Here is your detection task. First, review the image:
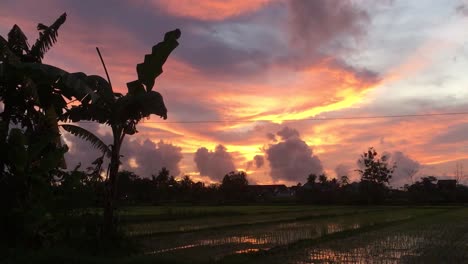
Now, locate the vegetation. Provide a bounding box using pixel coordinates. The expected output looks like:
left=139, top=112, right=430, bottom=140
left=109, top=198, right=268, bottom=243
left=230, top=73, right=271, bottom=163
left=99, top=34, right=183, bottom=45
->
left=357, top=147, right=395, bottom=203
left=0, top=13, right=181, bottom=257
left=0, top=12, right=81, bottom=250
left=61, top=28, right=181, bottom=236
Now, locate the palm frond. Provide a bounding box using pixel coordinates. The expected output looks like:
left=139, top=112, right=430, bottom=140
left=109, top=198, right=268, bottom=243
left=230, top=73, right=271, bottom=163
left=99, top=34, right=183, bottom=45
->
left=30, top=12, right=67, bottom=62
left=7, top=25, right=29, bottom=55
left=60, top=124, right=111, bottom=157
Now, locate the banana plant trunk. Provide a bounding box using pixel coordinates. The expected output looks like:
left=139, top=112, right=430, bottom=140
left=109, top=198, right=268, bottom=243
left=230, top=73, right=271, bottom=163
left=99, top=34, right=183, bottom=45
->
left=103, top=126, right=124, bottom=237
left=0, top=81, right=13, bottom=176
left=0, top=104, right=11, bottom=175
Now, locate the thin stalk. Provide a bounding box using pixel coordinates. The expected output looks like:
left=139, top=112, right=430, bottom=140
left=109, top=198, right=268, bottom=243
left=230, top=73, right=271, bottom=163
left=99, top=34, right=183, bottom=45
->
left=96, top=47, right=112, bottom=88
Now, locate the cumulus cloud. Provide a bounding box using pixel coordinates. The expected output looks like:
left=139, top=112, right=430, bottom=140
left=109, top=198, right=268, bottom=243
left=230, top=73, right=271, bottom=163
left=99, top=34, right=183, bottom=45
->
left=335, top=164, right=351, bottom=178
left=266, top=132, right=278, bottom=142
left=194, top=144, right=236, bottom=181
left=254, top=155, right=265, bottom=168
left=121, top=139, right=183, bottom=177
left=277, top=126, right=300, bottom=140
left=266, top=127, right=323, bottom=183
left=246, top=154, right=265, bottom=172
left=63, top=123, right=111, bottom=170
left=63, top=124, right=183, bottom=178
left=388, top=151, right=420, bottom=187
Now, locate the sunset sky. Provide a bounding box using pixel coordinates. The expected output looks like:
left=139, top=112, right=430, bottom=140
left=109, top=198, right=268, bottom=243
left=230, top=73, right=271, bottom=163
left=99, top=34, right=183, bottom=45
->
left=2, top=0, right=468, bottom=186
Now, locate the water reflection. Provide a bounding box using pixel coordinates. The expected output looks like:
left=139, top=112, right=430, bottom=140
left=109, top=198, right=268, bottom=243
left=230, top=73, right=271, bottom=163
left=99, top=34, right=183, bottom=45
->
left=235, top=248, right=262, bottom=254
left=143, top=211, right=412, bottom=258
left=298, top=218, right=468, bottom=264
left=142, top=209, right=466, bottom=263
left=302, top=234, right=424, bottom=263
left=144, top=221, right=362, bottom=257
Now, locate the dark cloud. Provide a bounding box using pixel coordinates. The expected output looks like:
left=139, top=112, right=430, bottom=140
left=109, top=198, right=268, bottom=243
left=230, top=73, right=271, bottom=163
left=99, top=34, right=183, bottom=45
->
left=63, top=123, right=111, bottom=170
left=194, top=144, right=236, bottom=181
left=431, top=123, right=468, bottom=144
left=266, top=132, right=277, bottom=142
left=335, top=164, right=351, bottom=178
left=164, top=97, right=222, bottom=123
left=245, top=154, right=265, bottom=172
left=63, top=124, right=183, bottom=177
left=254, top=155, right=265, bottom=168
left=5, top=0, right=383, bottom=83
left=280, top=0, right=384, bottom=82
left=277, top=126, right=300, bottom=140
left=175, top=32, right=271, bottom=77
left=121, top=139, right=183, bottom=177
left=456, top=4, right=468, bottom=16
left=388, top=151, right=420, bottom=187
left=266, top=127, right=323, bottom=182
left=288, top=0, right=369, bottom=54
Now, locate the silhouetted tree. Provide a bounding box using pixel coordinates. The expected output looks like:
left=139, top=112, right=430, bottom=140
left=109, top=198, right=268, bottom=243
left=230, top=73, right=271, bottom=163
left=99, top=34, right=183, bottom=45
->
left=340, top=175, right=350, bottom=186
left=357, top=147, right=395, bottom=203
left=358, top=147, right=394, bottom=184
left=154, top=167, right=170, bottom=186
left=220, top=171, right=249, bottom=202
left=318, top=174, right=328, bottom=185
left=307, top=173, right=317, bottom=185
left=180, top=175, right=194, bottom=188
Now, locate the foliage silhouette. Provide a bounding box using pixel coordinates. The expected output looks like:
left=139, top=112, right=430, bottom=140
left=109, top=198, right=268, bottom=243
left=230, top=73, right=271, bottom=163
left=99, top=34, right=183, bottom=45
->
left=0, top=13, right=83, bottom=249
left=220, top=171, right=249, bottom=203
left=357, top=147, right=395, bottom=203
left=61, top=29, right=181, bottom=236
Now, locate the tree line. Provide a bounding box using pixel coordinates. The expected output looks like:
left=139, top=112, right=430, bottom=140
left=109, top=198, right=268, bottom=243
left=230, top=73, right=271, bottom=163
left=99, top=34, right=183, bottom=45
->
left=57, top=147, right=468, bottom=208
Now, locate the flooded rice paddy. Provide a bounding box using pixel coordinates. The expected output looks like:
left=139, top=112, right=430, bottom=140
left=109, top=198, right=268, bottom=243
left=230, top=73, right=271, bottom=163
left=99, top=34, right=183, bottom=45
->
left=297, top=209, right=468, bottom=263
left=120, top=206, right=468, bottom=263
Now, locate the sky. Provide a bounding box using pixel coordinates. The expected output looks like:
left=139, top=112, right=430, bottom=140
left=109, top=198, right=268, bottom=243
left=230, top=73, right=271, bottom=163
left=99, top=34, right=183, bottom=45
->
left=2, top=0, right=468, bottom=186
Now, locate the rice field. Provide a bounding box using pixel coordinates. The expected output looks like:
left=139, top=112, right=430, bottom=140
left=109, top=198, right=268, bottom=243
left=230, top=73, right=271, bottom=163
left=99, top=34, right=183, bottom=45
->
left=115, top=205, right=468, bottom=263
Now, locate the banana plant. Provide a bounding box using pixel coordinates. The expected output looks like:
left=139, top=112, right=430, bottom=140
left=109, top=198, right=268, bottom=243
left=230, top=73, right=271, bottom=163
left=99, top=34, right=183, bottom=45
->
left=0, top=14, right=117, bottom=245
left=61, top=29, right=181, bottom=235
left=0, top=13, right=86, bottom=245
left=0, top=13, right=101, bottom=172
left=0, top=13, right=74, bottom=196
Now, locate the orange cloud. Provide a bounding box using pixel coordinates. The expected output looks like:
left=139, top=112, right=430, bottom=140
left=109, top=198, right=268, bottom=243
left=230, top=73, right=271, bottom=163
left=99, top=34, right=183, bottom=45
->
left=203, top=60, right=380, bottom=124
left=150, top=0, right=273, bottom=20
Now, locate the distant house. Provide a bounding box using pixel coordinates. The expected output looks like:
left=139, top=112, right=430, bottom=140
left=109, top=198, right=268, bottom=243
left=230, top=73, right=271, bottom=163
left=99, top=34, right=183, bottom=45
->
left=289, top=185, right=301, bottom=195
left=437, top=180, right=457, bottom=191
left=301, top=182, right=315, bottom=190
left=247, top=185, right=292, bottom=199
